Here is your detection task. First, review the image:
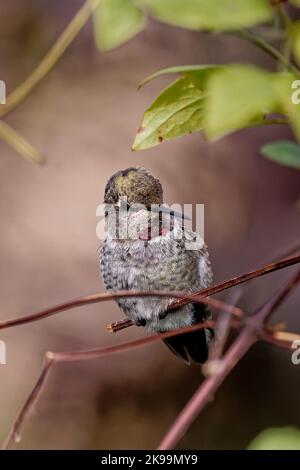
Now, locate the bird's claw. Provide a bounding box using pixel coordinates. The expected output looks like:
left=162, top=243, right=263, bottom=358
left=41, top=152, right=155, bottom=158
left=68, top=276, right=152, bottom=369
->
left=135, top=318, right=147, bottom=327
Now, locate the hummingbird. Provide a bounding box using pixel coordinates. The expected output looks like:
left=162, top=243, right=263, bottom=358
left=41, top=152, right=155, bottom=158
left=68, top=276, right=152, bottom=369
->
left=99, top=167, right=213, bottom=364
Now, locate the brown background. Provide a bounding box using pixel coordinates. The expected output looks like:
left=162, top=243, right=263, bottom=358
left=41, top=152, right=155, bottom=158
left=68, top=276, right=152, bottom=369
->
left=0, top=0, right=300, bottom=449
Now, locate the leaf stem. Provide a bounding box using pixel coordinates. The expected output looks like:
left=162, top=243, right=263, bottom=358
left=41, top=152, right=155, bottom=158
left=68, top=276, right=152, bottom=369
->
left=0, top=120, right=46, bottom=165
left=277, top=3, right=293, bottom=72
left=0, top=0, right=101, bottom=119
left=246, top=117, right=290, bottom=129
left=234, top=29, right=300, bottom=78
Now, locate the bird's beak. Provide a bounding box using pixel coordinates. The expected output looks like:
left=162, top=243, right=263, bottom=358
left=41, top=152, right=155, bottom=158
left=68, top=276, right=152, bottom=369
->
left=153, top=205, right=192, bottom=221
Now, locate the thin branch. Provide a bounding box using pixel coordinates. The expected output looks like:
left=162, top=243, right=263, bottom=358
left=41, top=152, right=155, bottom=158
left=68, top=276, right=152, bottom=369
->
left=260, top=330, right=300, bottom=350
left=273, top=330, right=300, bottom=343
left=0, top=0, right=101, bottom=119
left=0, top=120, right=45, bottom=165
left=0, top=291, right=242, bottom=332
left=157, top=269, right=300, bottom=450
left=2, top=320, right=220, bottom=450
left=277, top=2, right=292, bottom=73
left=158, top=327, right=257, bottom=450
left=50, top=322, right=218, bottom=362
left=3, top=268, right=300, bottom=450
left=1, top=356, right=54, bottom=451
left=107, top=317, right=132, bottom=333
left=109, top=253, right=300, bottom=332
left=203, top=289, right=243, bottom=377
left=171, top=255, right=300, bottom=311
left=0, top=253, right=299, bottom=333
left=246, top=117, right=290, bottom=129
left=233, top=29, right=300, bottom=78
left=3, top=318, right=296, bottom=451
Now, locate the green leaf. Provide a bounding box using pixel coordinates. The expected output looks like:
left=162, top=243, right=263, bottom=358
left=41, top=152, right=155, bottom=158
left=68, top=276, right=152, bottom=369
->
left=261, top=140, right=300, bottom=169
left=0, top=120, right=46, bottom=165
left=132, top=75, right=205, bottom=150
left=248, top=427, right=300, bottom=450
left=290, top=0, right=300, bottom=7
left=93, top=0, right=146, bottom=51
left=143, top=0, right=272, bottom=31
left=203, top=65, right=278, bottom=140
left=138, top=64, right=221, bottom=89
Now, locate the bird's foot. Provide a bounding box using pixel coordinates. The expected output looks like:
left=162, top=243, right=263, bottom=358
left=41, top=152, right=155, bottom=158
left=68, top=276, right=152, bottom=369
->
left=135, top=317, right=147, bottom=327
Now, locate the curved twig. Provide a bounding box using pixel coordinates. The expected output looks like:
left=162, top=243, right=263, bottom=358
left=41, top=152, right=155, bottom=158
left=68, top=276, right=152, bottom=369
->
left=0, top=0, right=101, bottom=119
left=157, top=269, right=300, bottom=450
left=2, top=321, right=218, bottom=450
left=0, top=292, right=242, bottom=331
left=109, top=253, right=300, bottom=332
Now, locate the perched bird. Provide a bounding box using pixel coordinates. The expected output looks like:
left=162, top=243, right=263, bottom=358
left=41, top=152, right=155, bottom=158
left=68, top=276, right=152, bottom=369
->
left=99, top=167, right=213, bottom=364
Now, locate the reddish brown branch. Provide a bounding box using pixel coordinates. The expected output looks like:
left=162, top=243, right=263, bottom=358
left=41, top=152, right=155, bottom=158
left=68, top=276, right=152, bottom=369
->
left=2, top=253, right=300, bottom=450
left=0, top=291, right=241, bottom=332
left=204, top=289, right=243, bottom=376
left=1, top=356, right=54, bottom=451
left=261, top=330, right=300, bottom=350
left=157, top=269, right=300, bottom=450
left=169, top=255, right=300, bottom=310
left=3, top=315, right=296, bottom=451
left=158, top=327, right=256, bottom=450
left=109, top=253, right=300, bottom=332
left=0, top=254, right=298, bottom=334
left=2, top=321, right=219, bottom=450
left=48, top=322, right=218, bottom=362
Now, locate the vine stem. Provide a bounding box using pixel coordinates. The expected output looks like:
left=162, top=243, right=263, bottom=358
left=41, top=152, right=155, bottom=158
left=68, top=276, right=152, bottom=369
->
left=234, top=29, right=300, bottom=78
left=247, top=117, right=290, bottom=129
left=158, top=269, right=300, bottom=450
left=0, top=121, right=45, bottom=165
left=277, top=2, right=292, bottom=72
left=2, top=255, right=300, bottom=449
left=109, top=253, right=300, bottom=332
left=1, top=321, right=218, bottom=450
left=0, top=0, right=101, bottom=119
left=0, top=291, right=242, bottom=331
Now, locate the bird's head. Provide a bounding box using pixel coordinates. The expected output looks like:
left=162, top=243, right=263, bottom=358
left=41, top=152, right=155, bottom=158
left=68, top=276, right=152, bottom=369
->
left=104, top=167, right=163, bottom=207
left=103, top=167, right=189, bottom=240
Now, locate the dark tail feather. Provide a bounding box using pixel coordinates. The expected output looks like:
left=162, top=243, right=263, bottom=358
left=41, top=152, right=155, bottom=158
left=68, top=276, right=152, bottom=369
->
left=163, top=328, right=211, bottom=365
left=163, top=303, right=213, bottom=365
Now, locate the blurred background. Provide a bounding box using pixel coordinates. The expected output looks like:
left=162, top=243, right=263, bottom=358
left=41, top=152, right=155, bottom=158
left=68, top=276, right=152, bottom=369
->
left=0, top=0, right=300, bottom=450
